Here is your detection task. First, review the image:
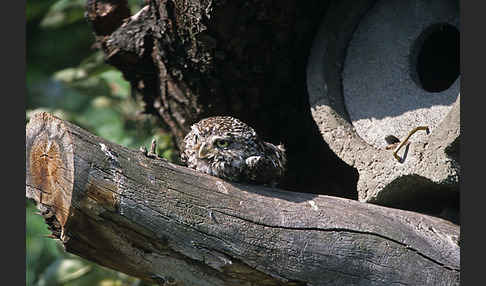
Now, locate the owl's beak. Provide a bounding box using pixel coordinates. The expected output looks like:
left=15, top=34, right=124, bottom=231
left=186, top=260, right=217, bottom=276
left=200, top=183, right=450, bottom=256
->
left=198, top=142, right=213, bottom=159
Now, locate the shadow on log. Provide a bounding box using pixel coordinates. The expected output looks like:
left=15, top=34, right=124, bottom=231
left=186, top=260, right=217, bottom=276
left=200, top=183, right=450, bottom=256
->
left=26, top=112, right=459, bottom=285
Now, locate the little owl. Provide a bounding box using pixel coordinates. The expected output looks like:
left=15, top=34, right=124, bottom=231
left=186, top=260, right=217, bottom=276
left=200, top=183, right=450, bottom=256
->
left=181, top=116, right=286, bottom=186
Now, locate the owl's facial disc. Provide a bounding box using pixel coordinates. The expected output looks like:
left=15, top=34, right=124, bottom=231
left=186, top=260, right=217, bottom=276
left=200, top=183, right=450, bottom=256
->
left=197, top=136, right=233, bottom=159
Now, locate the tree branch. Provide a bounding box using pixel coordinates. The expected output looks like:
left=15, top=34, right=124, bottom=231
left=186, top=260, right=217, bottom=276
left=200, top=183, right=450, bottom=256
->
left=26, top=112, right=459, bottom=285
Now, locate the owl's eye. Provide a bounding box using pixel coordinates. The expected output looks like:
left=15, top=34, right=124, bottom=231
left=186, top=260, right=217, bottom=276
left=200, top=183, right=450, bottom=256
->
left=214, top=139, right=230, bottom=148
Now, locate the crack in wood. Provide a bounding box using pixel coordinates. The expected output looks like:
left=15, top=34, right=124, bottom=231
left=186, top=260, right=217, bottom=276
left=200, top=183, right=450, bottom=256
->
left=214, top=210, right=460, bottom=273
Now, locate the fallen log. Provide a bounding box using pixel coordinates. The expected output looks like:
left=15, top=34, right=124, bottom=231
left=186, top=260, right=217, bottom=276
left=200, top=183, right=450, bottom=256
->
left=26, top=112, right=460, bottom=285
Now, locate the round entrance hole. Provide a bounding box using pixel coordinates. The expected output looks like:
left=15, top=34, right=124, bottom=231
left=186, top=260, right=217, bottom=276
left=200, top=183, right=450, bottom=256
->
left=412, top=23, right=460, bottom=93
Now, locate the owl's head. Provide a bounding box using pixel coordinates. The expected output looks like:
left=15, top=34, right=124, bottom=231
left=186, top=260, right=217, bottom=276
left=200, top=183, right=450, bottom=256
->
left=184, top=116, right=259, bottom=159
left=181, top=116, right=262, bottom=179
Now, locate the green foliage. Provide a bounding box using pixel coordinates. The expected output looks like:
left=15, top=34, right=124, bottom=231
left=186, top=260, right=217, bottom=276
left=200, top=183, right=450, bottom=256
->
left=26, top=0, right=172, bottom=285
left=26, top=200, right=64, bottom=286
left=39, top=0, right=87, bottom=29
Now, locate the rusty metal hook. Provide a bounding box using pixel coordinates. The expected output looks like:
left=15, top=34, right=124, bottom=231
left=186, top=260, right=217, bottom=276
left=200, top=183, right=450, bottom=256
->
left=386, top=126, right=430, bottom=162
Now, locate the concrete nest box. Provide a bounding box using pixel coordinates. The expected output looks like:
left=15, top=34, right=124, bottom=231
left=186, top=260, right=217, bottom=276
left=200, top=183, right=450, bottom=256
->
left=307, top=0, right=460, bottom=209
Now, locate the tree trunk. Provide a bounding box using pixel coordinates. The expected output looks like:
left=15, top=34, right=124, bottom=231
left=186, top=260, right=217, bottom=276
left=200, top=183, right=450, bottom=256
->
left=84, top=0, right=359, bottom=198
left=26, top=112, right=460, bottom=285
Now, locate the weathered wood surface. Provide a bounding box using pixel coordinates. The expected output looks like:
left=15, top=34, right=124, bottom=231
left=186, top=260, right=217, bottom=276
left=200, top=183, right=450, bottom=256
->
left=26, top=112, right=460, bottom=285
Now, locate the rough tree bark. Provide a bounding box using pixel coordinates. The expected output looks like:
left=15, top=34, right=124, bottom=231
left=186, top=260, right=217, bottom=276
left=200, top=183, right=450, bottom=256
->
left=84, top=0, right=359, bottom=198
left=26, top=112, right=459, bottom=285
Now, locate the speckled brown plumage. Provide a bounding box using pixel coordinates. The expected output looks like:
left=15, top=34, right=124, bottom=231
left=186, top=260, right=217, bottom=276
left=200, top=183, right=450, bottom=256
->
left=181, top=116, right=286, bottom=186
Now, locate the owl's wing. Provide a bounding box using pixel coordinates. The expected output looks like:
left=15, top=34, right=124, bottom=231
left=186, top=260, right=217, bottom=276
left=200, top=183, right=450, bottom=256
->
left=244, top=143, right=286, bottom=186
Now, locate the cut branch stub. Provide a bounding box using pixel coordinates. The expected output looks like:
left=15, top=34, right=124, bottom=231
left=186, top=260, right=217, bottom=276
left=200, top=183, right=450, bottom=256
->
left=26, top=112, right=75, bottom=236
left=26, top=112, right=460, bottom=285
